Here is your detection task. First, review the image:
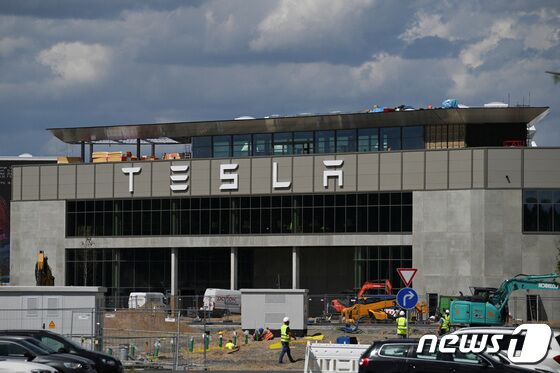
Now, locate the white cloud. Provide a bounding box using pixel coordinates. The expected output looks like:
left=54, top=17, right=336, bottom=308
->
left=459, top=18, right=515, bottom=68
left=400, top=12, right=451, bottom=43
left=250, top=0, right=375, bottom=51
left=37, top=42, right=112, bottom=83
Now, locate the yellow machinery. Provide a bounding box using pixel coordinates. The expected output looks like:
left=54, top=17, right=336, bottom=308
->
left=35, top=250, right=55, bottom=286
left=341, top=298, right=428, bottom=322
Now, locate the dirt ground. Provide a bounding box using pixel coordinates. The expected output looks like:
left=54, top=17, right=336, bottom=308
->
left=191, top=325, right=435, bottom=371
left=104, top=310, right=438, bottom=371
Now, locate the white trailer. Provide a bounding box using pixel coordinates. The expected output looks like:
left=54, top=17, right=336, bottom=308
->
left=0, top=286, right=105, bottom=337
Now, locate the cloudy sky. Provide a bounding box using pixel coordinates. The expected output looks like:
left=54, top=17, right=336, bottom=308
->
left=0, top=0, right=559, bottom=156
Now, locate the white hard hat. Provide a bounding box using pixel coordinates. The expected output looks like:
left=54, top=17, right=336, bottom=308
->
left=399, top=310, right=405, bottom=316
left=445, top=309, right=450, bottom=314
left=283, top=317, right=290, bottom=322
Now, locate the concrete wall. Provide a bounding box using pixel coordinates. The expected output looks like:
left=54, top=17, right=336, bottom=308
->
left=10, top=201, right=66, bottom=286
left=413, top=189, right=559, bottom=298
left=15, top=147, right=560, bottom=200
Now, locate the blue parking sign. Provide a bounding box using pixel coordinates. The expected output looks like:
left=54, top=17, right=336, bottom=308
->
left=396, top=287, right=418, bottom=309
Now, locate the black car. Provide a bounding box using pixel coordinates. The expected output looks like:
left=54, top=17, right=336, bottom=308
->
left=358, top=339, right=536, bottom=373
left=0, top=336, right=96, bottom=373
left=0, top=330, right=122, bottom=373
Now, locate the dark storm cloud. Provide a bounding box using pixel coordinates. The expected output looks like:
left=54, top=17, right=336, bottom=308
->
left=0, top=0, right=199, bottom=19
left=0, top=0, right=559, bottom=155
left=401, top=37, right=461, bottom=59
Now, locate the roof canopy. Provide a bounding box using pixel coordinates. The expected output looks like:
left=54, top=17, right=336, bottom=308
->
left=48, top=107, right=549, bottom=144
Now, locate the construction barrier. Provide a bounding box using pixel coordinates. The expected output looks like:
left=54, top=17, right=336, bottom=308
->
left=303, top=342, right=369, bottom=373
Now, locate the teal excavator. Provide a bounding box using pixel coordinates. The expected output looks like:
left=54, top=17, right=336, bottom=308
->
left=450, top=273, right=560, bottom=326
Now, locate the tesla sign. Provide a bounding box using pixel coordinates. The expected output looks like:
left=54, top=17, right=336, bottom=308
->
left=122, top=160, right=344, bottom=193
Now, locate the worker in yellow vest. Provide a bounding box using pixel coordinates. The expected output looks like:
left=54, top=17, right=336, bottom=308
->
left=396, top=310, right=407, bottom=338
left=278, top=317, right=297, bottom=363
left=438, top=309, right=451, bottom=335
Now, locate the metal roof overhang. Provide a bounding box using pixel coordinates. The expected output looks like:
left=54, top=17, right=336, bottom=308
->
left=47, top=107, right=549, bottom=144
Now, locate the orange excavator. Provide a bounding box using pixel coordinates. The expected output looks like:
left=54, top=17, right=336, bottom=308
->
left=331, top=279, right=393, bottom=313
left=332, top=279, right=428, bottom=322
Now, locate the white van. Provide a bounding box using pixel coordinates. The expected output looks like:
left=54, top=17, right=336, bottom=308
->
left=128, top=292, right=167, bottom=309
left=201, top=289, right=241, bottom=316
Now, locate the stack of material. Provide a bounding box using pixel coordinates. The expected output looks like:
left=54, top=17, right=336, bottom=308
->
left=57, top=156, right=82, bottom=164
left=92, top=151, right=123, bottom=163
left=163, top=152, right=181, bottom=160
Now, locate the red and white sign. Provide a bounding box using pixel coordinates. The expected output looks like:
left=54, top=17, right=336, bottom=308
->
left=397, top=268, right=417, bottom=287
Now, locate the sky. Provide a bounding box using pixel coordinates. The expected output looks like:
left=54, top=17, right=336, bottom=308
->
left=0, top=0, right=559, bottom=156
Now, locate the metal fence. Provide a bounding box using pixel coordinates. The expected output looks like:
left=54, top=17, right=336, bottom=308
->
left=1, top=293, right=560, bottom=371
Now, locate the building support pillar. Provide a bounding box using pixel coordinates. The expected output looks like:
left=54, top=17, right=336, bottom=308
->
left=89, top=143, right=94, bottom=163
left=292, top=247, right=300, bottom=289
left=171, top=248, right=178, bottom=314
left=230, top=247, right=238, bottom=290
left=151, top=143, right=156, bottom=158
left=136, top=139, right=141, bottom=160
left=80, top=141, right=85, bottom=162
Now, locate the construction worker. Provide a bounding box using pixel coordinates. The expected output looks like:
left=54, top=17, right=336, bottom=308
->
left=438, top=309, right=451, bottom=335
left=396, top=310, right=407, bottom=338
left=262, top=327, right=274, bottom=341
left=225, top=339, right=235, bottom=350
left=278, top=317, right=296, bottom=363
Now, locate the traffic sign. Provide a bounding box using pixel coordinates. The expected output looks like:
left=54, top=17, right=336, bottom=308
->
left=397, top=268, right=417, bottom=287
left=396, top=287, right=419, bottom=309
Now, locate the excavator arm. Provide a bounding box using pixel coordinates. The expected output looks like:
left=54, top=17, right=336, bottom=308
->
left=491, top=273, right=560, bottom=314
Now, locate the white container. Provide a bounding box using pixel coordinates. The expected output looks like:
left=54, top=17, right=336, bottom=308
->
left=241, top=289, right=308, bottom=336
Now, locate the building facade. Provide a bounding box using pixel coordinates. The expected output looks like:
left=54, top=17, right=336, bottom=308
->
left=9, top=107, right=560, bottom=317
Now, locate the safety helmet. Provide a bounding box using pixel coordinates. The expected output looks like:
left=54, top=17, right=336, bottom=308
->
left=445, top=309, right=450, bottom=314
left=283, top=317, right=290, bottom=322
left=399, top=310, right=405, bottom=316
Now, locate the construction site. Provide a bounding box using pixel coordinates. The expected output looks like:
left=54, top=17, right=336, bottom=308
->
left=3, top=104, right=560, bottom=371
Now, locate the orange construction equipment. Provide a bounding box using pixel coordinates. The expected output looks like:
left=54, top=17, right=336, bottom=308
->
left=331, top=279, right=393, bottom=313
left=340, top=298, right=428, bottom=322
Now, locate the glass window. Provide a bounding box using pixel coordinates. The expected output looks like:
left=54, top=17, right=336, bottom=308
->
left=539, top=204, right=553, bottom=231
left=336, top=129, right=357, bottom=153
left=380, top=127, right=401, bottom=151
left=293, top=131, right=314, bottom=154
left=402, top=126, right=424, bottom=149
left=252, top=133, right=272, bottom=156
left=315, top=131, right=335, bottom=154
left=523, top=190, right=538, bottom=203
left=192, top=136, right=212, bottom=158
left=233, top=134, right=251, bottom=157
left=358, top=128, right=379, bottom=152
left=213, top=135, right=231, bottom=157
left=379, top=344, right=410, bottom=357
left=273, top=132, right=293, bottom=155
left=523, top=203, right=538, bottom=231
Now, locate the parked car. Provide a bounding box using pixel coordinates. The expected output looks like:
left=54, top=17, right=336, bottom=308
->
left=0, top=330, right=122, bottom=373
left=0, top=336, right=95, bottom=373
left=452, top=326, right=560, bottom=372
left=358, top=339, right=536, bottom=373
left=0, top=360, right=58, bottom=372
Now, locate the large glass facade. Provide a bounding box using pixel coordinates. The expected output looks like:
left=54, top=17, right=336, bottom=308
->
left=66, top=192, right=413, bottom=237
left=192, top=126, right=427, bottom=158
left=354, top=246, right=412, bottom=290
left=65, top=247, right=253, bottom=303
left=523, top=190, right=560, bottom=232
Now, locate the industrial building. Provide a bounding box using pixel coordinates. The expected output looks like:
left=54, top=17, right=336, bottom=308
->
left=8, top=106, right=560, bottom=316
